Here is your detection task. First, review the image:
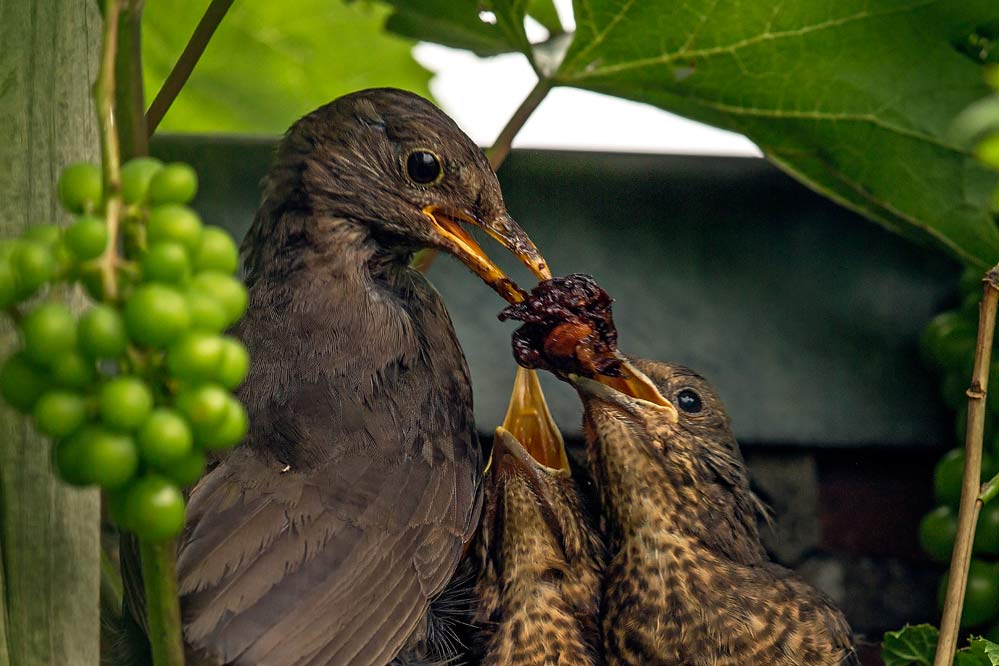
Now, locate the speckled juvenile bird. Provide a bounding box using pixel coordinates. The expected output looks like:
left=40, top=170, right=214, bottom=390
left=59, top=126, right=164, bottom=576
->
left=162, top=88, right=549, bottom=666
left=573, top=359, right=859, bottom=666
left=473, top=368, right=604, bottom=666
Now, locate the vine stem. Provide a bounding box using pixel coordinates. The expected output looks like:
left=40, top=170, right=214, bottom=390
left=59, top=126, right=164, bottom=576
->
left=982, top=472, right=999, bottom=505
left=97, top=2, right=186, bottom=664
left=485, top=76, right=554, bottom=171
left=139, top=540, right=185, bottom=666
left=933, top=266, right=999, bottom=666
left=95, top=0, right=124, bottom=302
left=413, top=76, right=554, bottom=274
left=146, top=0, right=235, bottom=135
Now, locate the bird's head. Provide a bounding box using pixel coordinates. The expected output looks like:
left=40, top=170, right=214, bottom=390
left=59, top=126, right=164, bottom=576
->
left=572, top=359, right=767, bottom=559
left=476, top=368, right=601, bottom=611
left=245, top=88, right=549, bottom=301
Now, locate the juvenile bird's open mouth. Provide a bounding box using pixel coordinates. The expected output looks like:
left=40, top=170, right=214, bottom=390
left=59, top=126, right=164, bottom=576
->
left=496, top=366, right=568, bottom=472
left=422, top=205, right=550, bottom=304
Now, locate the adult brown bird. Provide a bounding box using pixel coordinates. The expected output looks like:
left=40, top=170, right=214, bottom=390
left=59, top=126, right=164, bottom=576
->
left=572, top=360, right=859, bottom=666
left=163, top=88, right=550, bottom=666
left=472, top=368, right=604, bottom=666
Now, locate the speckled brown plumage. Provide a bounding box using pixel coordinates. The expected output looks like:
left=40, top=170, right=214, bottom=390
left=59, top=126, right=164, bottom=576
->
left=472, top=427, right=604, bottom=666
left=576, top=359, right=858, bottom=666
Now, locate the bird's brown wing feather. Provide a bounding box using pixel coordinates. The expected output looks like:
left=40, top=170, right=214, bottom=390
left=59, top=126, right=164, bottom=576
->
left=178, top=436, right=470, bottom=666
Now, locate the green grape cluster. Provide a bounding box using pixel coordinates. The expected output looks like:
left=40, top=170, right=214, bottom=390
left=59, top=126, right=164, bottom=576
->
left=919, top=266, right=999, bottom=633
left=0, top=158, right=249, bottom=542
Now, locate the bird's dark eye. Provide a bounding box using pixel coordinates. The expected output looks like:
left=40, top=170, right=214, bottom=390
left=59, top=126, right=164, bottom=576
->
left=406, top=150, right=442, bottom=184
left=676, top=389, right=702, bottom=414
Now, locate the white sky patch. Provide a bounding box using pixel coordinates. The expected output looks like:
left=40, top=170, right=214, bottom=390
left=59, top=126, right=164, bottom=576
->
left=413, top=43, right=762, bottom=157
left=413, top=0, right=761, bottom=158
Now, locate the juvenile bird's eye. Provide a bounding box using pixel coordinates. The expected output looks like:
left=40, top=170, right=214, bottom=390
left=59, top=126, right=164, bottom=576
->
left=406, top=150, right=443, bottom=184
left=676, top=389, right=702, bottom=414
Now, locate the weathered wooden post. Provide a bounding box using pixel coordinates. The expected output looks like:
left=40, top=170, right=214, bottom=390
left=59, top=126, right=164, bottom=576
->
left=0, top=2, right=102, bottom=663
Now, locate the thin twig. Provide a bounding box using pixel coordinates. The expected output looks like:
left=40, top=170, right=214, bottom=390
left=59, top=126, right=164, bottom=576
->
left=414, top=76, right=555, bottom=273
left=982, top=472, right=999, bottom=505
left=486, top=76, right=554, bottom=170
left=146, top=0, right=235, bottom=135
left=933, top=266, right=999, bottom=666
left=94, top=0, right=123, bottom=301
left=139, top=540, right=185, bottom=666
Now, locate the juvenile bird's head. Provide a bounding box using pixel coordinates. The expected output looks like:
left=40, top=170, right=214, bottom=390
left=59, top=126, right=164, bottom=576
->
left=474, top=369, right=602, bottom=662
left=243, top=87, right=549, bottom=300
left=573, top=359, right=768, bottom=562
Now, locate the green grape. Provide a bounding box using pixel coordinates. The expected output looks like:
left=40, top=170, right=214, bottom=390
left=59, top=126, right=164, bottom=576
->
left=57, top=163, right=102, bottom=214
left=25, top=224, right=61, bottom=246
left=100, top=377, right=153, bottom=431
left=186, top=288, right=227, bottom=333
left=53, top=431, right=89, bottom=486
left=167, top=332, right=224, bottom=382
left=65, top=215, right=108, bottom=260
left=126, top=475, right=186, bottom=541
left=976, top=134, right=999, bottom=170
left=147, top=204, right=203, bottom=253
left=193, top=227, right=238, bottom=274
left=934, top=448, right=999, bottom=507
left=33, top=391, right=88, bottom=438
left=921, top=311, right=977, bottom=371
left=78, top=304, right=127, bottom=359
left=21, top=303, right=76, bottom=366
left=217, top=337, right=249, bottom=389
left=954, top=403, right=996, bottom=445
left=919, top=505, right=958, bottom=563
left=124, top=284, right=191, bottom=347
left=76, top=427, right=138, bottom=489
left=175, top=383, right=228, bottom=432
left=148, top=162, right=198, bottom=205
left=943, top=371, right=969, bottom=411
left=164, top=450, right=206, bottom=487
left=938, top=559, right=999, bottom=628
left=195, top=395, right=248, bottom=450
left=138, top=408, right=193, bottom=468
left=120, top=157, right=163, bottom=204
left=190, top=271, right=247, bottom=327
left=0, top=258, right=17, bottom=309
left=0, top=240, right=17, bottom=261
left=975, top=501, right=999, bottom=556
left=50, top=241, right=74, bottom=279
left=141, top=242, right=191, bottom=284
left=0, top=353, right=49, bottom=412
left=960, top=266, right=984, bottom=295
left=49, top=351, right=95, bottom=390
left=14, top=240, right=56, bottom=296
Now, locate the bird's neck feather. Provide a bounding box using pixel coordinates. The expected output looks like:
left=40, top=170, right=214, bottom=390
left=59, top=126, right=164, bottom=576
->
left=584, top=415, right=767, bottom=566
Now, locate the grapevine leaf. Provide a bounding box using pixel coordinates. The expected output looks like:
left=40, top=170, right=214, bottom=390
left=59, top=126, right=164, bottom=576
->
left=556, top=0, right=999, bottom=268
left=883, top=624, right=938, bottom=666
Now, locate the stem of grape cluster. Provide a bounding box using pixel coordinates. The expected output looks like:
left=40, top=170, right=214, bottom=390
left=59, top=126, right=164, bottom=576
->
left=139, top=539, right=185, bottom=666
left=933, top=266, right=999, bottom=666
left=97, top=2, right=186, bottom=665
left=95, top=0, right=124, bottom=302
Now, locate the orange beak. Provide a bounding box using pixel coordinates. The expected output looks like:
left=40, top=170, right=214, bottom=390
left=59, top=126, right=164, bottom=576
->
left=422, top=205, right=551, bottom=304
